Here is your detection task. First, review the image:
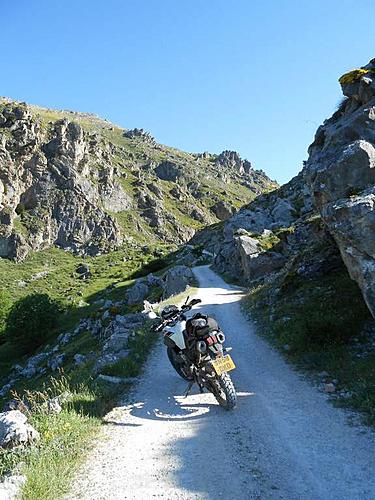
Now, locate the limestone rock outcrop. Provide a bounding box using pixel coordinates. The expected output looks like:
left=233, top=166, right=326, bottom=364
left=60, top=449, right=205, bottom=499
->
left=201, top=57, right=375, bottom=318
left=0, top=98, right=274, bottom=260
left=304, top=58, right=375, bottom=316
left=0, top=410, right=39, bottom=448
left=0, top=103, right=124, bottom=259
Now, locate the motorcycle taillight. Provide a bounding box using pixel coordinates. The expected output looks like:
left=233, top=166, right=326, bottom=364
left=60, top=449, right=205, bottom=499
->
left=205, top=334, right=217, bottom=345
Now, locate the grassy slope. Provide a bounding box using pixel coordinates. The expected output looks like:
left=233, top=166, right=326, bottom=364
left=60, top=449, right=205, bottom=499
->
left=0, top=243, right=173, bottom=375
left=4, top=98, right=276, bottom=245
left=243, top=265, right=375, bottom=425
left=0, top=323, right=158, bottom=499
left=0, top=241, right=194, bottom=498
left=15, top=287, right=196, bottom=499
left=0, top=241, right=170, bottom=495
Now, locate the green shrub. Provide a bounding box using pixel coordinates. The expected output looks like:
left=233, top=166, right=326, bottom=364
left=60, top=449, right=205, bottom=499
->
left=339, top=68, right=371, bottom=85
left=131, top=256, right=170, bottom=278
left=191, top=244, right=204, bottom=258
left=0, top=289, right=12, bottom=337
left=275, top=272, right=371, bottom=351
left=15, top=203, right=26, bottom=216
left=5, top=293, right=61, bottom=354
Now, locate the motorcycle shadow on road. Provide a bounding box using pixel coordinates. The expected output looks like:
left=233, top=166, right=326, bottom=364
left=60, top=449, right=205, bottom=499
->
left=104, top=388, right=255, bottom=426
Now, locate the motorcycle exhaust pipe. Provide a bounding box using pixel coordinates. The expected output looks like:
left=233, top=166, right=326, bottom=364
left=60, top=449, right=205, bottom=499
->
left=196, top=340, right=207, bottom=353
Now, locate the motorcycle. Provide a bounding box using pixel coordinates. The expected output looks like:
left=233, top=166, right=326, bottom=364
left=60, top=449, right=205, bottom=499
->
left=152, top=296, right=237, bottom=410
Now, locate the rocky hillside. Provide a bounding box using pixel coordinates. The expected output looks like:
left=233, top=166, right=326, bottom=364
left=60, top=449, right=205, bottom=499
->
left=305, top=60, right=375, bottom=317
left=192, top=58, right=375, bottom=424
left=0, top=98, right=276, bottom=496
left=198, top=57, right=375, bottom=320
left=0, top=98, right=275, bottom=261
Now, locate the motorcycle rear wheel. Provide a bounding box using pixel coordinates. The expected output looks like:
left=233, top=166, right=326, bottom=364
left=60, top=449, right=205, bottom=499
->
left=167, top=347, right=194, bottom=381
left=210, top=372, right=237, bottom=410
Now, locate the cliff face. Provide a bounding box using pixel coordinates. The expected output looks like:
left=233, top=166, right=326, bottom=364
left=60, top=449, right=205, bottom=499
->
left=208, top=57, right=375, bottom=318
left=304, top=59, right=375, bottom=316
left=0, top=107, right=123, bottom=260
left=0, top=98, right=275, bottom=261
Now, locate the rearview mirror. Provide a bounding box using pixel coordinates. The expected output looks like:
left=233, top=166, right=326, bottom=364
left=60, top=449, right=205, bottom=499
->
left=143, top=300, right=155, bottom=312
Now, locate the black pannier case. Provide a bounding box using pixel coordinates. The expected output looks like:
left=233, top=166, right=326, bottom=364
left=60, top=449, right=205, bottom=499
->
left=186, top=314, right=219, bottom=337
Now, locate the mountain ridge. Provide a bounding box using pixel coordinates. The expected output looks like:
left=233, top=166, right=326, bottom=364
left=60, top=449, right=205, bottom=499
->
left=0, top=97, right=276, bottom=261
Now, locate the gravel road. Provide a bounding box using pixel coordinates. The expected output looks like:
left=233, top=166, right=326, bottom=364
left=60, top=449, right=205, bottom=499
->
left=68, top=265, right=375, bottom=500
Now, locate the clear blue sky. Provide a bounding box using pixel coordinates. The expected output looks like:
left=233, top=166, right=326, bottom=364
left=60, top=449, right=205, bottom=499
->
left=1, top=1, right=374, bottom=184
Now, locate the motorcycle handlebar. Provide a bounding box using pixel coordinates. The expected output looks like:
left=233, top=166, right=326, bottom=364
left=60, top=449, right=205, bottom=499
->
left=153, top=321, right=166, bottom=332
left=153, top=298, right=202, bottom=333
left=190, top=298, right=202, bottom=306
left=181, top=298, right=201, bottom=310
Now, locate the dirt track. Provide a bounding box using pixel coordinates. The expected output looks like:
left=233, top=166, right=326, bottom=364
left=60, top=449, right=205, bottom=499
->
left=68, top=265, right=375, bottom=500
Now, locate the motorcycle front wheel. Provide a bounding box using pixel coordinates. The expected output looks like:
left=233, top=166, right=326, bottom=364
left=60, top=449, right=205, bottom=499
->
left=167, top=347, right=194, bottom=381
left=209, top=372, right=237, bottom=410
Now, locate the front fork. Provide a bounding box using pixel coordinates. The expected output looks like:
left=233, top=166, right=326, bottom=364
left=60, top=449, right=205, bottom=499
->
left=184, top=358, right=217, bottom=397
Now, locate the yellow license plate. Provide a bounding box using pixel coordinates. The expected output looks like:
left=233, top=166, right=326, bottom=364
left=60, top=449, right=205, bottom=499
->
left=212, top=355, right=236, bottom=376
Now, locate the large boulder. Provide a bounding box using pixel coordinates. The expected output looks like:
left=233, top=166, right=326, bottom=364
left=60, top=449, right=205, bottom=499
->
left=0, top=410, right=39, bottom=448
left=0, top=475, right=26, bottom=500
left=94, top=312, right=147, bottom=373
left=322, top=189, right=375, bottom=314
left=154, top=161, right=184, bottom=181
left=163, top=265, right=194, bottom=298
left=211, top=201, right=234, bottom=221
left=236, top=235, right=286, bottom=281
left=270, top=198, right=295, bottom=227
left=304, top=57, right=375, bottom=316
left=126, top=281, right=149, bottom=305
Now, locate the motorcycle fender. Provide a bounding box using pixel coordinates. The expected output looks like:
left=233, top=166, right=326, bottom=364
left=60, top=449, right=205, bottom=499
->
left=166, top=322, right=186, bottom=350
left=163, top=335, right=176, bottom=348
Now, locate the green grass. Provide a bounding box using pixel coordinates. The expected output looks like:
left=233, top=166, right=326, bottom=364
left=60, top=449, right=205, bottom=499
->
left=0, top=321, right=157, bottom=499
left=243, top=266, right=375, bottom=425
left=0, top=244, right=173, bottom=307
left=0, top=376, right=100, bottom=498
left=0, top=242, right=175, bottom=382
left=0, top=240, right=196, bottom=499
left=253, top=232, right=280, bottom=252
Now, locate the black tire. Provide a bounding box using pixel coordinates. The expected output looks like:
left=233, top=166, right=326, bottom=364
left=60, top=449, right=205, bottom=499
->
left=167, top=347, right=193, bottom=381
left=210, top=372, right=237, bottom=410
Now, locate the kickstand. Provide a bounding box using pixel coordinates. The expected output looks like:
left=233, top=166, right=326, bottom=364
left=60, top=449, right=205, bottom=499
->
left=184, top=380, right=194, bottom=398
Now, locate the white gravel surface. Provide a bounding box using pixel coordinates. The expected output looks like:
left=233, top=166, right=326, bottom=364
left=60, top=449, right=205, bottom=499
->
left=67, top=265, right=375, bottom=500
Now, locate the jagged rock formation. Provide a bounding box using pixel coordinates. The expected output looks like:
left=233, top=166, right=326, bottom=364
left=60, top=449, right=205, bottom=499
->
left=215, top=150, right=253, bottom=174
left=0, top=98, right=275, bottom=261
left=0, top=105, right=123, bottom=259
left=123, top=128, right=156, bottom=145
left=304, top=58, right=375, bottom=317
left=199, top=57, right=375, bottom=318
left=204, top=173, right=331, bottom=284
